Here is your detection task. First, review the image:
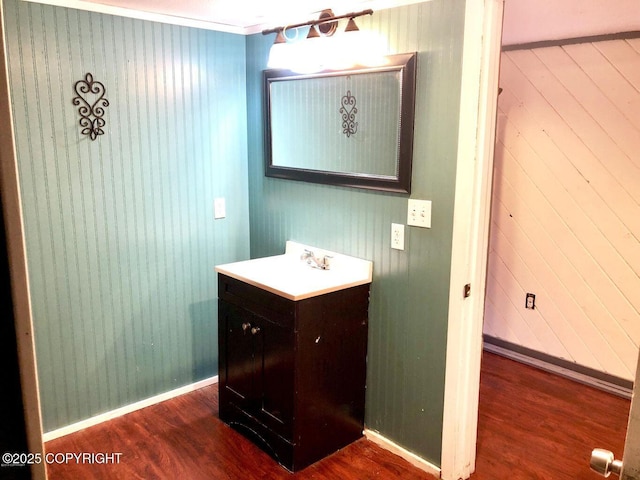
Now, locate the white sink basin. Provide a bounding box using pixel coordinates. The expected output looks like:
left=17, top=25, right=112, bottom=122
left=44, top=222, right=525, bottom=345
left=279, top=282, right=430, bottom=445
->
left=215, top=241, right=373, bottom=301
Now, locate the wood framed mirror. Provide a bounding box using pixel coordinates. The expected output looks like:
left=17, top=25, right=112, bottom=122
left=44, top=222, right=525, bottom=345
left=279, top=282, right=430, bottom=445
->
left=264, top=52, right=417, bottom=193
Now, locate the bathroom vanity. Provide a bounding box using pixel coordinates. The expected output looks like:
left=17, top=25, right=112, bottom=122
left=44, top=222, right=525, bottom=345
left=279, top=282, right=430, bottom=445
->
left=215, top=242, right=372, bottom=471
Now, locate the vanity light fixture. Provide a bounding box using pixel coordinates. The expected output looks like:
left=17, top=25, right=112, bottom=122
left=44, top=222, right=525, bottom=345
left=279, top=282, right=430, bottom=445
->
left=262, top=8, right=372, bottom=41
left=274, top=29, right=286, bottom=44
left=345, top=17, right=360, bottom=33
left=306, top=24, right=320, bottom=39
left=263, top=9, right=374, bottom=70
left=317, top=9, right=338, bottom=36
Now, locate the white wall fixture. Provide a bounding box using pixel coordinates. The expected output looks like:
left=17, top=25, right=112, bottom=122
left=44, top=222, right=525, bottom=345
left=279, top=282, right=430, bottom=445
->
left=407, top=199, right=431, bottom=228
left=391, top=223, right=405, bottom=250
left=214, top=197, right=226, bottom=219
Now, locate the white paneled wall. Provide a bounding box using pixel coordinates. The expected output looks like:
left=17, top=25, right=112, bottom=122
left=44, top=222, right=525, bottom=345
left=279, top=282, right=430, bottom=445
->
left=484, top=38, right=640, bottom=381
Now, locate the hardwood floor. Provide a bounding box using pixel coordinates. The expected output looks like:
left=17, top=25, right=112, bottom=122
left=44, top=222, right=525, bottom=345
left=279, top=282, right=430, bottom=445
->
left=472, top=353, right=629, bottom=480
left=44, top=387, right=431, bottom=480
left=45, top=352, right=630, bottom=479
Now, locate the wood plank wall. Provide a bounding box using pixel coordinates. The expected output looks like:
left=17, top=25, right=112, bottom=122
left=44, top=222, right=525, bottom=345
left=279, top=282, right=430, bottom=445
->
left=484, top=38, right=640, bottom=381
left=246, top=1, right=466, bottom=465
left=3, top=0, right=250, bottom=432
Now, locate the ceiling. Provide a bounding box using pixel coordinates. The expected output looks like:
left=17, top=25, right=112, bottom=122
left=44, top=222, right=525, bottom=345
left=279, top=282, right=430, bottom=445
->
left=68, top=0, right=426, bottom=33
left=26, top=0, right=640, bottom=38
left=502, top=0, right=640, bottom=46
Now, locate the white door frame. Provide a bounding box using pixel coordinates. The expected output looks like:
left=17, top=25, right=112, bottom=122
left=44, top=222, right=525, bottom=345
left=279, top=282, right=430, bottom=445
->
left=0, top=3, right=46, bottom=479
left=441, top=0, right=504, bottom=479
left=621, top=352, right=640, bottom=479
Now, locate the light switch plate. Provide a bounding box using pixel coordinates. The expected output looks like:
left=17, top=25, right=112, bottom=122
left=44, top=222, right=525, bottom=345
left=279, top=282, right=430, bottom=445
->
left=407, top=199, right=431, bottom=228
left=214, top=198, right=226, bottom=219
left=391, top=223, right=405, bottom=250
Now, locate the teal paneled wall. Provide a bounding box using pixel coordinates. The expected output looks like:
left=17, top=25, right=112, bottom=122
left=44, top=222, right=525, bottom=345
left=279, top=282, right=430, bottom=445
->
left=246, top=1, right=465, bottom=465
left=3, top=0, right=249, bottom=431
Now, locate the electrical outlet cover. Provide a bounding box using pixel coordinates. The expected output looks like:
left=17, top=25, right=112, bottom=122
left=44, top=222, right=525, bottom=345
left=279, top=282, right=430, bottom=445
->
left=391, top=223, right=405, bottom=250
left=214, top=197, right=226, bottom=219
left=407, top=199, right=431, bottom=228
left=525, top=293, right=536, bottom=309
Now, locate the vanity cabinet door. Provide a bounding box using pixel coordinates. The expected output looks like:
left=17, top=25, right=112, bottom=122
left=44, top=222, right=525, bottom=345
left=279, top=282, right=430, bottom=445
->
left=258, top=315, right=294, bottom=438
left=219, top=299, right=294, bottom=439
left=219, top=301, right=261, bottom=410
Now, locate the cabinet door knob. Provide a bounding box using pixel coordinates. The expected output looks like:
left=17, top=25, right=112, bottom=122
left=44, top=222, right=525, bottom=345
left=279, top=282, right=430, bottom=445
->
left=251, top=326, right=261, bottom=335
left=242, top=322, right=251, bottom=331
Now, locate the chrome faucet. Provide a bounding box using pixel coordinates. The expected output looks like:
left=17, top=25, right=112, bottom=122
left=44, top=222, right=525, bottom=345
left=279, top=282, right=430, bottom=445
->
left=301, top=249, right=332, bottom=270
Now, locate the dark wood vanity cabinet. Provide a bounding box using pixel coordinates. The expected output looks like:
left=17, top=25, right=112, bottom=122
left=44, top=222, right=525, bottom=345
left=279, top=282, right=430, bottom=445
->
left=217, top=273, right=370, bottom=472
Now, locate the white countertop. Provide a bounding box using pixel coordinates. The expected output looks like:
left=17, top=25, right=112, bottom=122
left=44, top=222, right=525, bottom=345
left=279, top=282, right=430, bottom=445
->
left=215, top=241, right=373, bottom=301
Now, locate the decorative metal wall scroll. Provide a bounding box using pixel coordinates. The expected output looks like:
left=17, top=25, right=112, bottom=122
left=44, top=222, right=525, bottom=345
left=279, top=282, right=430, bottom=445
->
left=340, top=90, right=358, bottom=138
left=73, top=73, right=109, bottom=141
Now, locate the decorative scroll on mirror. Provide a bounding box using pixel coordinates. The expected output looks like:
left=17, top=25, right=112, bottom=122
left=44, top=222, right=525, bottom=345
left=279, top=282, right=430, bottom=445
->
left=264, top=52, right=417, bottom=193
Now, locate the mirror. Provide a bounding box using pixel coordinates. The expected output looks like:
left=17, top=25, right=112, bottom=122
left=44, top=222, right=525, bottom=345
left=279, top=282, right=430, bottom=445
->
left=264, top=52, right=417, bottom=193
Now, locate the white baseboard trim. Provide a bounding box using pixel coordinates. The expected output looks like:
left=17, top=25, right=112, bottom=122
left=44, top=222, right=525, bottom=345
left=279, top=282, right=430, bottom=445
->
left=364, top=428, right=441, bottom=478
left=43, top=376, right=218, bottom=442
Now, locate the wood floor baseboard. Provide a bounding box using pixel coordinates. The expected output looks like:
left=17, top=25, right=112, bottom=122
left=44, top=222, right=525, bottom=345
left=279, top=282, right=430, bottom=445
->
left=42, top=376, right=219, bottom=442
left=364, top=428, right=441, bottom=478
left=483, top=339, right=632, bottom=399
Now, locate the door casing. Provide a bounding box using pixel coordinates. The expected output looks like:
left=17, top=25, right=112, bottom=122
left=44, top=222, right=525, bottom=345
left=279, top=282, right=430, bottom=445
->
left=441, top=0, right=504, bottom=479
